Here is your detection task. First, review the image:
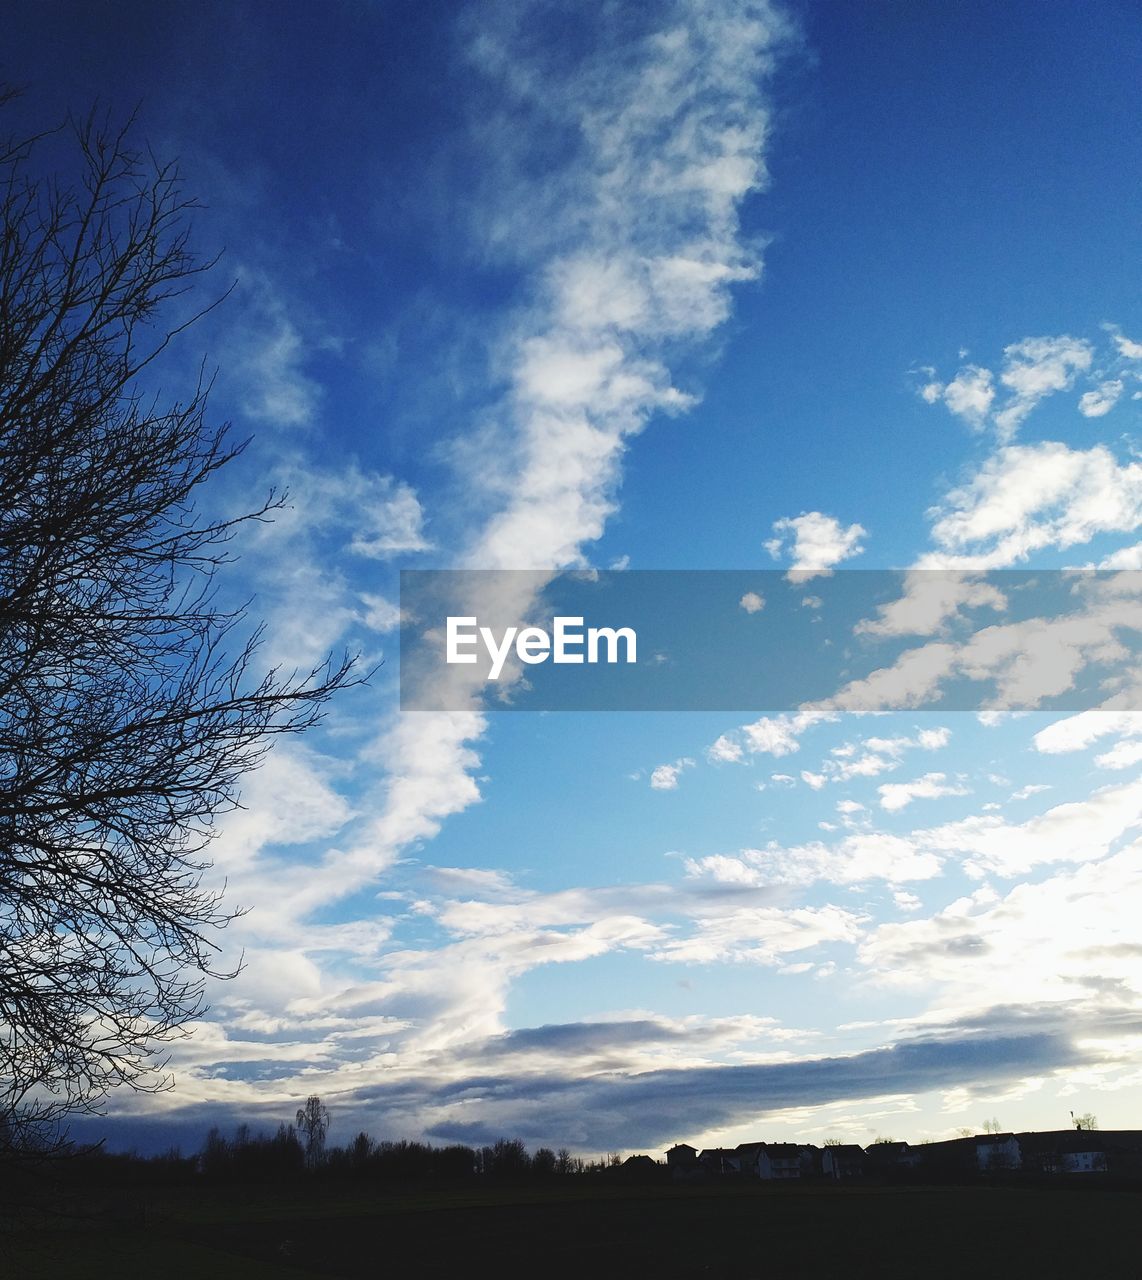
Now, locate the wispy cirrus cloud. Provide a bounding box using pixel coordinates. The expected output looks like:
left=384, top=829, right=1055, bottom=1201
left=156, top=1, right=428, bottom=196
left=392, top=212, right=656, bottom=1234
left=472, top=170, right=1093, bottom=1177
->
left=229, top=268, right=326, bottom=429
left=170, top=0, right=801, bottom=1116
left=684, top=773, right=1142, bottom=889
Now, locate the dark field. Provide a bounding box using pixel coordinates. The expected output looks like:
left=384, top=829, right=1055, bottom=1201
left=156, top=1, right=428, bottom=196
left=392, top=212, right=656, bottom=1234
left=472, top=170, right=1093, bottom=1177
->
left=7, top=1180, right=1140, bottom=1278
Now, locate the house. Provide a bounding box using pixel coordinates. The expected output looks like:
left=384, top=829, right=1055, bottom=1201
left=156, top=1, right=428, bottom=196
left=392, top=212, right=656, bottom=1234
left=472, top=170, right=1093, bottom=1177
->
left=822, top=1144, right=865, bottom=1179
left=1062, top=1149, right=1107, bottom=1173
left=1018, top=1129, right=1125, bottom=1175
left=666, top=1143, right=702, bottom=1181
left=698, top=1147, right=741, bottom=1175
left=916, top=1135, right=982, bottom=1175
left=617, top=1154, right=664, bottom=1181
left=734, top=1141, right=767, bottom=1178
left=974, top=1134, right=1022, bottom=1172
left=863, top=1141, right=921, bottom=1172
left=666, top=1143, right=698, bottom=1169
left=757, top=1143, right=802, bottom=1179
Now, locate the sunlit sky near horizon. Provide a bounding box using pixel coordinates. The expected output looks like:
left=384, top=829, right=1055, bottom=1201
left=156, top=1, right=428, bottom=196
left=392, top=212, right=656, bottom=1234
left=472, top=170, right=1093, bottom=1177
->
left=7, top=0, right=1142, bottom=1157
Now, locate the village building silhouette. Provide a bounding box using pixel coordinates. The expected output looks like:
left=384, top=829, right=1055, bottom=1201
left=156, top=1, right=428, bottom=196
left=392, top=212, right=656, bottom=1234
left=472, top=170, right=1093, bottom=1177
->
left=664, top=1129, right=1142, bottom=1181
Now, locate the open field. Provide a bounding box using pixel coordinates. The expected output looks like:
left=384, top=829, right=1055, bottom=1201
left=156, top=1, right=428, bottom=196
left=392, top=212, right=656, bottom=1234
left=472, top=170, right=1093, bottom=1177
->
left=6, top=1180, right=1142, bottom=1278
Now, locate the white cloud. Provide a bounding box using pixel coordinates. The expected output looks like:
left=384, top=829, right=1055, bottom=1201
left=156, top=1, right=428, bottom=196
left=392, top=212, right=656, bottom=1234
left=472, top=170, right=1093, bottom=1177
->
left=920, top=335, right=1094, bottom=442
left=265, top=0, right=791, bottom=941
left=1078, top=379, right=1124, bottom=418
left=360, top=593, right=401, bottom=634
left=466, top=1, right=788, bottom=572
left=877, top=772, right=969, bottom=812
left=232, top=270, right=323, bottom=428
left=825, top=583, right=1142, bottom=715
left=856, top=571, right=1007, bottom=638
left=705, top=726, right=950, bottom=801
left=743, top=716, right=802, bottom=756
left=1098, top=543, right=1142, bottom=569
left=819, top=729, right=949, bottom=784
left=993, top=335, right=1093, bottom=440
left=940, top=364, right=995, bottom=429
left=651, top=757, right=696, bottom=790
left=653, top=904, right=864, bottom=966
left=1034, top=708, right=1142, bottom=755
left=686, top=834, right=942, bottom=888
left=734, top=707, right=833, bottom=758
left=1095, top=740, right=1142, bottom=771
left=212, top=745, right=355, bottom=877
left=831, top=752, right=901, bottom=781
left=740, top=590, right=766, bottom=614
left=1110, top=329, right=1142, bottom=360
left=681, top=773, right=1142, bottom=905
left=920, top=442, right=1142, bottom=568
left=348, top=479, right=431, bottom=559
left=266, top=457, right=432, bottom=560
left=707, top=734, right=745, bottom=764
left=859, top=842, right=1142, bottom=1007
left=918, top=776, right=1142, bottom=878
left=767, top=511, right=866, bottom=580
left=1010, top=783, right=1052, bottom=801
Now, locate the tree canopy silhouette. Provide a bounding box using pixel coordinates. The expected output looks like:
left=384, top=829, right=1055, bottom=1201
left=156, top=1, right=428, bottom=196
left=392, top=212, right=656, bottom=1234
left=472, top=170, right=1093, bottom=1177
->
left=0, top=90, right=359, bottom=1145
left=296, top=1096, right=330, bottom=1170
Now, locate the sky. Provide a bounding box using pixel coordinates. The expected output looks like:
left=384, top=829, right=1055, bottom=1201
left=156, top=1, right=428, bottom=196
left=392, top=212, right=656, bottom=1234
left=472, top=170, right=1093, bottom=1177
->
left=6, top=0, right=1142, bottom=1157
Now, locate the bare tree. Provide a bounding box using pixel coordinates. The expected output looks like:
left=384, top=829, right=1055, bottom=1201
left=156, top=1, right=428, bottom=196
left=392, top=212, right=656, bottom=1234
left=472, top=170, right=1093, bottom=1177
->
left=0, top=92, right=360, bottom=1149
left=295, top=1096, right=330, bottom=1170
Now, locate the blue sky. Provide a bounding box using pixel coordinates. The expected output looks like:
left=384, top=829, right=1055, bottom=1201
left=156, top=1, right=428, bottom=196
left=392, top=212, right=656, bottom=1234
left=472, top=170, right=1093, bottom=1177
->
left=7, top=0, right=1142, bottom=1155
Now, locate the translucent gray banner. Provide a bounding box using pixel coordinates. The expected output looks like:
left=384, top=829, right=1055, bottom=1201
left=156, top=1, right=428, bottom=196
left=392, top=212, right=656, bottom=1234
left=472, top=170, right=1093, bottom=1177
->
left=398, top=569, right=1142, bottom=712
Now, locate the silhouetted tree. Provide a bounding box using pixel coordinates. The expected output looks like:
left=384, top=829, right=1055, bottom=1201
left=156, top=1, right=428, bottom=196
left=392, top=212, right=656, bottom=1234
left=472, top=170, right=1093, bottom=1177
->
left=198, top=1121, right=302, bottom=1181
left=434, top=1143, right=477, bottom=1180
left=296, top=1096, right=331, bottom=1170
left=349, top=1131, right=374, bottom=1168
left=1072, top=1111, right=1099, bottom=1131
left=0, top=91, right=359, bottom=1146
left=483, top=1137, right=531, bottom=1179
left=200, top=1126, right=231, bottom=1178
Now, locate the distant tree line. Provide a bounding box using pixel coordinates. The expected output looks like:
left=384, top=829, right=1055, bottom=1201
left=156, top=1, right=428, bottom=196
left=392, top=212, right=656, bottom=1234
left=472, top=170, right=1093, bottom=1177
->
left=19, top=1103, right=644, bottom=1191
left=192, top=1126, right=606, bottom=1183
